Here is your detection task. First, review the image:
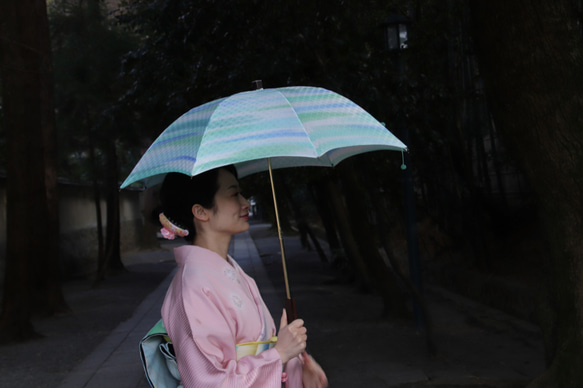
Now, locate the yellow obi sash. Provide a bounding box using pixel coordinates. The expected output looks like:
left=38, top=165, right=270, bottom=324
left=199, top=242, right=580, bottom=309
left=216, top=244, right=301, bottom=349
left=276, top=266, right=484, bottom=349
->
left=236, top=336, right=278, bottom=360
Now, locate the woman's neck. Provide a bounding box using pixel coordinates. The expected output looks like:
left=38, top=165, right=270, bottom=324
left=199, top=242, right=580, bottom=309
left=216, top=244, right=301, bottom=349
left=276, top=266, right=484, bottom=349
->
left=193, top=232, right=232, bottom=261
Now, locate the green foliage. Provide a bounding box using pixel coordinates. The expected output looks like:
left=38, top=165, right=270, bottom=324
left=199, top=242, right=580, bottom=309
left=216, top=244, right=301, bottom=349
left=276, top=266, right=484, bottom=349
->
left=115, top=0, right=495, bottom=229
left=113, top=0, right=420, bottom=216
left=116, top=0, right=399, bottom=130
left=50, top=0, right=138, bottom=181
left=47, top=0, right=539, bottom=264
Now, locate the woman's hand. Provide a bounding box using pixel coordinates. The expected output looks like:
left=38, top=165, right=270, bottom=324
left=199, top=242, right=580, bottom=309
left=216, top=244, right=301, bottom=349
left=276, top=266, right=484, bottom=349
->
left=274, top=309, right=307, bottom=364
left=301, top=353, right=328, bottom=388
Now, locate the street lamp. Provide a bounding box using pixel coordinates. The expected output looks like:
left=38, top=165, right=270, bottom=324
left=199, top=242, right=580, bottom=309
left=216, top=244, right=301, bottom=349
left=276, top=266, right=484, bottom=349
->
left=383, top=12, right=424, bottom=330
left=383, top=13, right=410, bottom=52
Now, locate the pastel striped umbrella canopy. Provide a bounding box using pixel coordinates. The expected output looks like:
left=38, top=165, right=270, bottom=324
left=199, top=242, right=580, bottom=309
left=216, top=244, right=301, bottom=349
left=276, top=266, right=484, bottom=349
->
left=120, top=86, right=407, bottom=189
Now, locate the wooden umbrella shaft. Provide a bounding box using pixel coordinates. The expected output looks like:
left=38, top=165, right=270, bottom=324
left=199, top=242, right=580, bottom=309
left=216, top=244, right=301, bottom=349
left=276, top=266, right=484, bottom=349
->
left=267, top=158, right=291, bottom=299
left=267, top=158, right=297, bottom=320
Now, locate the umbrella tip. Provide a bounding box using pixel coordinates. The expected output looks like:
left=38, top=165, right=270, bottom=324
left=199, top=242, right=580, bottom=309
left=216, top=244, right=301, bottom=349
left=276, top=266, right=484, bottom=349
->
left=252, top=80, right=263, bottom=90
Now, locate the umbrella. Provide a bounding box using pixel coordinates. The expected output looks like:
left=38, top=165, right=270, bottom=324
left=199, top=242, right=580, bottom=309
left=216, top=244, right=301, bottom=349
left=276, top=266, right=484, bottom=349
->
left=121, top=85, right=407, bottom=318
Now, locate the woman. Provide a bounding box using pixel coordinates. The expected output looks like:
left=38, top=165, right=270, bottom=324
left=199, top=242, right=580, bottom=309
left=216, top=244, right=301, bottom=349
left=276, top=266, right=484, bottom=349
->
left=159, top=166, right=327, bottom=388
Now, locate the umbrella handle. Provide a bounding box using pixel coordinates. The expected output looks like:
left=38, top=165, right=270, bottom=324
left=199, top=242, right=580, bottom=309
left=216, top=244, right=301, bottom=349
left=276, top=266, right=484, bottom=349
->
left=285, top=297, right=297, bottom=321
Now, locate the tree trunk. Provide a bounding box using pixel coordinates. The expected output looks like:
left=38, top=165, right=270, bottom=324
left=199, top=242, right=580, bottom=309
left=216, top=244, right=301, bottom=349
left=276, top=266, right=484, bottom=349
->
left=105, top=180, right=123, bottom=271
left=88, top=132, right=105, bottom=272
left=0, top=0, right=68, bottom=342
left=324, top=175, right=374, bottom=289
left=106, top=139, right=123, bottom=270
left=94, top=141, right=124, bottom=284
left=142, top=188, right=161, bottom=249
left=372, top=186, right=437, bottom=356
left=104, top=185, right=123, bottom=270
left=488, top=117, right=508, bottom=208
left=309, top=180, right=342, bottom=262
left=280, top=179, right=328, bottom=263
left=337, top=160, right=409, bottom=318
left=470, top=1, right=583, bottom=386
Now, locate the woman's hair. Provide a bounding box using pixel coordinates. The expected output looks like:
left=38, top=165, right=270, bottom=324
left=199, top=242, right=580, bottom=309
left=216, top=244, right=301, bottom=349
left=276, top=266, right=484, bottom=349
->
left=159, top=165, right=238, bottom=241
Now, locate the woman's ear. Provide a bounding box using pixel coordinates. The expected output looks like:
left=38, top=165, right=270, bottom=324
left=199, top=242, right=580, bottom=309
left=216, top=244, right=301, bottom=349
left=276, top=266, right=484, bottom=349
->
left=192, top=204, right=209, bottom=221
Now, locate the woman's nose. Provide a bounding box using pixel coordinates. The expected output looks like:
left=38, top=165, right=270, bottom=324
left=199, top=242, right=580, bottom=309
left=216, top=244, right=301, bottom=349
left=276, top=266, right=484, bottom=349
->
left=241, top=195, right=250, bottom=209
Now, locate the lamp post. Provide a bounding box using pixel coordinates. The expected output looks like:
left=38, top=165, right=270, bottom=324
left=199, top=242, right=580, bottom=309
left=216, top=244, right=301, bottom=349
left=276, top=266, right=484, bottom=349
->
left=383, top=13, right=410, bottom=52
left=383, top=13, right=424, bottom=330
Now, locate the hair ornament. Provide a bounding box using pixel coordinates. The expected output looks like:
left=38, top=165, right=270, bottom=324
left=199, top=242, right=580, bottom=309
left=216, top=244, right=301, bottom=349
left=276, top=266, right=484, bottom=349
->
left=159, top=212, right=189, bottom=240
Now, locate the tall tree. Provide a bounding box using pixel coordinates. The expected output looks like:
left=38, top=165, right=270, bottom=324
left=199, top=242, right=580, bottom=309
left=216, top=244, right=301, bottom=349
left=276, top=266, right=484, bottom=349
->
left=0, top=0, right=67, bottom=341
left=470, top=1, right=583, bottom=386
left=116, top=0, right=398, bottom=138
left=50, top=0, right=136, bottom=279
left=338, top=159, right=410, bottom=317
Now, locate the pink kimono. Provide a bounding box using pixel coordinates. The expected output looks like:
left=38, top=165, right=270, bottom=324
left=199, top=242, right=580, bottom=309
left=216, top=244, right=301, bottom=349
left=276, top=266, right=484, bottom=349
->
left=161, top=245, right=303, bottom=387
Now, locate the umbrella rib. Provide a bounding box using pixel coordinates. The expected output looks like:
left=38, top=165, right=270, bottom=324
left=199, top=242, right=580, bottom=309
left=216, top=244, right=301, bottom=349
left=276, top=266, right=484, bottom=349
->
left=275, top=90, right=319, bottom=157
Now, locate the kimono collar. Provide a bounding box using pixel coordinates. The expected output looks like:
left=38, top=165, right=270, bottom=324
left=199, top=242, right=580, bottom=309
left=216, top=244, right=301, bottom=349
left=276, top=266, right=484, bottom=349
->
left=174, top=245, right=236, bottom=268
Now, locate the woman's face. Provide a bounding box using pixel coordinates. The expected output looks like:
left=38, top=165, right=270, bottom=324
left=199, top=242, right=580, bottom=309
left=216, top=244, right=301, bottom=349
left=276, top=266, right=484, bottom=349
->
left=206, top=168, right=251, bottom=236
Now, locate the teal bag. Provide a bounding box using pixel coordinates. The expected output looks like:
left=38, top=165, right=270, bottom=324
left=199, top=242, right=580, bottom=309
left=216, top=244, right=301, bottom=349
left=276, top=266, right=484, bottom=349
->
left=139, top=319, right=182, bottom=388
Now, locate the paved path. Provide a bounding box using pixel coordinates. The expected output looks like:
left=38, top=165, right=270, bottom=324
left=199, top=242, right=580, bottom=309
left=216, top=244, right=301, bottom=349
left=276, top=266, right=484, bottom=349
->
left=58, top=225, right=279, bottom=388
left=57, top=223, right=545, bottom=387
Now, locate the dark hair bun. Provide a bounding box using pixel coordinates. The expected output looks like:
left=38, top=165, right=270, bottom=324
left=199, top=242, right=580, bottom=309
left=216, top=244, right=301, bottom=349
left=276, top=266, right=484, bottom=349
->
left=158, top=166, right=238, bottom=240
